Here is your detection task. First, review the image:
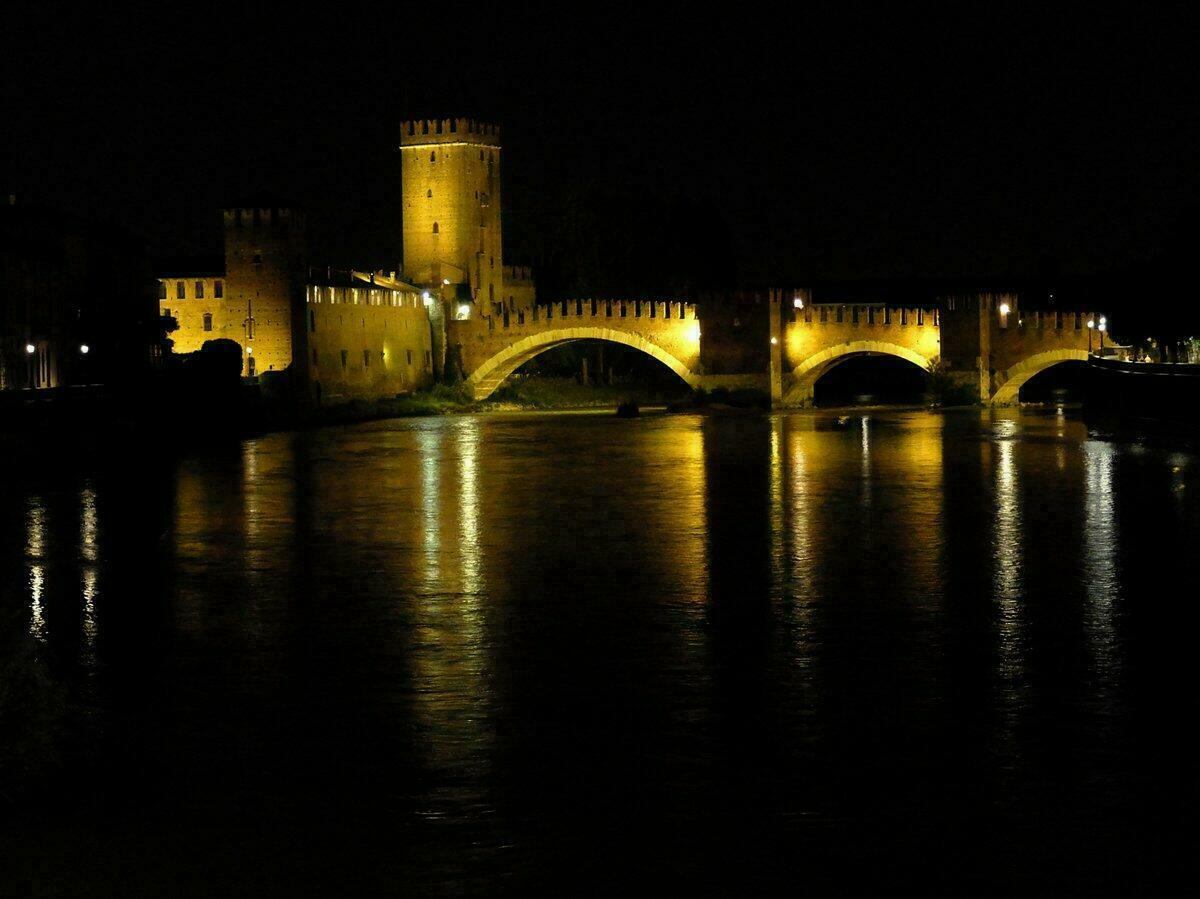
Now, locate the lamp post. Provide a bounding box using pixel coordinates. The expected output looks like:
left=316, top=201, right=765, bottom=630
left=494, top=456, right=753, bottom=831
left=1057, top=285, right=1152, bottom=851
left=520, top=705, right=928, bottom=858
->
left=1087, top=318, right=1095, bottom=354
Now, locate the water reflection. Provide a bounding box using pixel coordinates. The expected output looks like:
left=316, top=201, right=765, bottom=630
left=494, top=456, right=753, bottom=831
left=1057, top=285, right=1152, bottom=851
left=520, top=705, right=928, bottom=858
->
left=6, top=408, right=1200, bottom=892
left=991, top=417, right=1025, bottom=688
left=26, top=494, right=46, bottom=644
left=1083, top=442, right=1119, bottom=682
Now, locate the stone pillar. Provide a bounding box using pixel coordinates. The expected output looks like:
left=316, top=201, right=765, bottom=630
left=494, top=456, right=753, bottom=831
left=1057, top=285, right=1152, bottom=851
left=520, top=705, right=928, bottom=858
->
left=768, top=289, right=784, bottom=406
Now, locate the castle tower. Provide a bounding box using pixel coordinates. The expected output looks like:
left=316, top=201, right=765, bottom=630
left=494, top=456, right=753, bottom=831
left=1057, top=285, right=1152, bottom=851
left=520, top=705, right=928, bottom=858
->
left=221, top=202, right=307, bottom=376
left=400, top=119, right=503, bottom=315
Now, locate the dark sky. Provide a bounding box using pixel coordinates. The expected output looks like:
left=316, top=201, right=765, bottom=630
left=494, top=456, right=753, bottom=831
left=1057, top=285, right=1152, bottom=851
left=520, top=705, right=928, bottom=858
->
left=5, top=3, right=1198, bottom=288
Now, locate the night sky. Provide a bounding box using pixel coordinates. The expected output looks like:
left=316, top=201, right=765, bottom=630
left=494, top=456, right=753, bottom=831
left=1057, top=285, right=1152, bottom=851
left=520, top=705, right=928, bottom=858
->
left=5, top=5, right=1198, bottom=300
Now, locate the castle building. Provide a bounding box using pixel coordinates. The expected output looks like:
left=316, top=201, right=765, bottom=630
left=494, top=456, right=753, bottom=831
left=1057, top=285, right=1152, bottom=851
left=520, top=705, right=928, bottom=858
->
left=399, top=119, right=536, bottom=319
left=155, top=119, right=534, bottom=399
left=157, top=202, right=434, bottom=401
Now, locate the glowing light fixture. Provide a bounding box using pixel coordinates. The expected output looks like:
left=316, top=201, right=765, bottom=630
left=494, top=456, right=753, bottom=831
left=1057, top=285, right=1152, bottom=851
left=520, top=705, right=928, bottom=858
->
left=25, top=343, right=35, bottom=354
left=1098, top=323, right=1107, bottom=333
left=998, top=302, right=1011, bottom=315
left=443, top=278, right=451, bottom=285
left=247, top=346, right=253, bottom=355
left=1087, top=319, right=1095, bottom=329
left=793, top=296, right=804, bottom=309
left=770, top=336, right=778, bottom=345
left=458, top=304, right=470, bottom=318
left=421, top=291, right=432, bottom=306
left=79, top=344, right=90, bottom=354
left=1099, top=316, right=1107, bottom=327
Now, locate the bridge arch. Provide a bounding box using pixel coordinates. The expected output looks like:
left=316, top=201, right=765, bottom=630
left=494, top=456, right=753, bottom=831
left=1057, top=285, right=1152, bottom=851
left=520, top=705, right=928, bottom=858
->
left=990, top=348, right=1090, bottom=405
left=463, top=326, right=701, bottom=400
left=782, top=340, right=935, bottom=406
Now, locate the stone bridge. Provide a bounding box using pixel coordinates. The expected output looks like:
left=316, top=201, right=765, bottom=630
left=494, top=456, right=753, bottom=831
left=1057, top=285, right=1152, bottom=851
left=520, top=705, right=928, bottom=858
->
left=446, top=292, right=1097, bottom=405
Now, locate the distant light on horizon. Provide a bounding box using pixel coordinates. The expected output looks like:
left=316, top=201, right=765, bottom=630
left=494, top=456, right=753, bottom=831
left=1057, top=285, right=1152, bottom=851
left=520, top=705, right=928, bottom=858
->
left=79, top=344, right=90, bottom=354
left=25, top=343, right=35, bottom=354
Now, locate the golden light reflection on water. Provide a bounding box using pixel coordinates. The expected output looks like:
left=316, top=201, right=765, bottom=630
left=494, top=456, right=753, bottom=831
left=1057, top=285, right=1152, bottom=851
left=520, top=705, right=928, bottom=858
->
left=992, top=419, right=1024, bottom=678
left=26, top=495, right=47, bottom=643
left=1083, top=442, right=1119, bottom=679
left=81, top=485, right=99, bottom=663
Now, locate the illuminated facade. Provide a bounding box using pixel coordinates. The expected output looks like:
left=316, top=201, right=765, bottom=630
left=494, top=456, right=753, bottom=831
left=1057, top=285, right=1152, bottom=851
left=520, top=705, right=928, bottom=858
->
left=399, top=119, right=536, bottom=318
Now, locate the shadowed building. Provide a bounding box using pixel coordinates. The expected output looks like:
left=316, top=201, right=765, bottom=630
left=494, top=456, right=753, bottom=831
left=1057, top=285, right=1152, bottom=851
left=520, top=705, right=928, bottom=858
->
left=1, top=197, right=160, bottom=391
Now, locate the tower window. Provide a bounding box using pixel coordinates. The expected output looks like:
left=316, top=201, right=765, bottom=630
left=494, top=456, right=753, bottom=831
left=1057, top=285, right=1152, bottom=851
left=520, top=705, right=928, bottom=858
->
left=427, top=189, right=432, bottom=198
left=176, top=281, right=185, bottom=299
left=157, top=281, right=167, bottom=299
left=406, top=349, right=413, bottom=365
left=430, top=150, right=436, bottom=163
left=432, top=222, right=438, bottom=234
left=195, top=281, right=204, bottom=299
left=363, top=349, right=371, bottom=367
left=214, top=280, right=223, bottom=298
left=340, top=349, right=348, bottom=370
left=203, top=312, right=213, bottom=332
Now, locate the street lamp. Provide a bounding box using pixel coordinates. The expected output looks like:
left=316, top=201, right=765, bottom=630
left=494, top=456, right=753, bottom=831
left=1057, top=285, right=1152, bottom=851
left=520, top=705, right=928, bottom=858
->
left=79, top=344, right=89, bottom=354
left=1087, top=318, right=1095, bottom=354
left=25, top=343, right=35, bottom=354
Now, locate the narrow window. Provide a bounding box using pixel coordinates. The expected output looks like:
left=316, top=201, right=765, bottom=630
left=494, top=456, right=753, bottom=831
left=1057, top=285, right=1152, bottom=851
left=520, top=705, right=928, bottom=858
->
left=432, top=222, right=438, bottom=234
left=406, top=349, right=413, bottom=365
left=195, top=280, right=204, bottom=299
left=176, top=281, right=185, bottom=299
left=427, top=189, right=432, bottom=198
left=340, top=349, right=348, bottom=370
left=157, top=281, right=167, bottom=299
left=214, top=280, right=223, bottom=298
left=363, top=349, right=370, bottom=368
left=430, top=150, right=436, bottom=163
left=203, top=313, right=213, bottom=332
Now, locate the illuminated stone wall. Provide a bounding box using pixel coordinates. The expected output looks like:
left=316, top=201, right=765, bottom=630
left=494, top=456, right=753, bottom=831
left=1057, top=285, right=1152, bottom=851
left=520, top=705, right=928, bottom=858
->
left=780, top=298, right=943, bottom=405
left=159, top=205, right=303, bottom=377
left=450, top=299, right=703, bottom=399
left=296, top=279, right=434, bottom=404
left=400, top=120, right=504, bottom=306
left=399, top=119, right=533, bottom=319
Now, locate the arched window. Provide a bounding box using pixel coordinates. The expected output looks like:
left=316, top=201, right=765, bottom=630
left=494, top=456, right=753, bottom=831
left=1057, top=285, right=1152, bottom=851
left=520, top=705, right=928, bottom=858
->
left=432, top=222, right=438, bottom=234
left=430, top=150, right=436, bottom=163
left=176, top=281, right=185, bottom=299
left=203, top=312, right=213, bottom=332
left=426, top=189, right=432, bottom=198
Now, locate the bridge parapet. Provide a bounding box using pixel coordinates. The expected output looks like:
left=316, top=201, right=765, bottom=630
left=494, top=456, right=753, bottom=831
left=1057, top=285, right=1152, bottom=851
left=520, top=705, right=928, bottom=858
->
left=450, top=298, right=703, bottom=399
left=780, top=303, right=943, bottom=405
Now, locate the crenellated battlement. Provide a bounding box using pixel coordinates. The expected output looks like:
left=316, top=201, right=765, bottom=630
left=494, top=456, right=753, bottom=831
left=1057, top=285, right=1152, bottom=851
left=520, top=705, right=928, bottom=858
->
left=399, top=118, right=501, bottom=147
left=222, top=205, right=306, bottom=231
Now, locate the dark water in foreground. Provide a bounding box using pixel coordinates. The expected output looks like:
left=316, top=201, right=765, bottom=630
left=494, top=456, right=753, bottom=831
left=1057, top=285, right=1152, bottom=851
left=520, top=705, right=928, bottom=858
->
left=3, top=409, right=1199, bottom=894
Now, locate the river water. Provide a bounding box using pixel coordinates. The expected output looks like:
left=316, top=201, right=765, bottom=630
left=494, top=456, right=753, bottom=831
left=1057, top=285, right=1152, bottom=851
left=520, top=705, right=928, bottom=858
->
left=2, top=408, right=1198, bottom=893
